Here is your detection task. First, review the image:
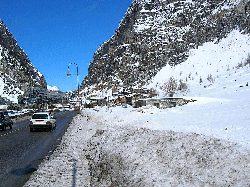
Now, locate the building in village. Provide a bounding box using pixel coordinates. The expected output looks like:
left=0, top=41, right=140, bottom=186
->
left=84, top=86, right=195, bottom=109
left=84, top=87, right=159, bottom=108
left=18, top=87, right=70, bottom=109
left=136, top=97, right=195, bottom=109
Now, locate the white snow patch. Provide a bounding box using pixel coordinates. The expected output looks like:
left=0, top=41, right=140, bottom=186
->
left=47, top=85, right=60, bottom=91
left=148, top=29, right=250, bottom=97
left=0, top=77, right=23, bottom=103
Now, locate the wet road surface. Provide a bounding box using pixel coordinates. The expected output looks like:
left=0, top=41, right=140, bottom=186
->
left=0, top=111, right=79, bottom=187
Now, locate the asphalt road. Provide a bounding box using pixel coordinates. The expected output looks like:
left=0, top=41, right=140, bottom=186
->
left=0, top=110, right=79, bottom=187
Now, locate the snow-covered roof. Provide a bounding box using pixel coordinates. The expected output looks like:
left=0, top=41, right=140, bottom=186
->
left=47, top=85, right=60, bottom=91
left=90, top=97, right=105, bottom=100
left=0, top=105, right=8, bottom=110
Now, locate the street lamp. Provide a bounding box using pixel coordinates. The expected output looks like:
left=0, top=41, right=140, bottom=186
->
left=67, top=62, right=79, bottom=97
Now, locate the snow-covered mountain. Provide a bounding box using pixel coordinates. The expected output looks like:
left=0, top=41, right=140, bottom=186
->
left=80, top=0, right=250, bottom=95
left=0, top=20, right=47, bottom=103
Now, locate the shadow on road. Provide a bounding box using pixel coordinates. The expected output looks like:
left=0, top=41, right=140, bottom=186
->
left=10, top=165, right=37, bottom=176
left=72, top=158, right=77, bottom=187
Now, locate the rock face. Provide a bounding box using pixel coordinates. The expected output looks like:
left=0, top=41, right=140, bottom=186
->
left=81, top=0, right=250, bottom=91
left=0, top=20, right=47, bottom=94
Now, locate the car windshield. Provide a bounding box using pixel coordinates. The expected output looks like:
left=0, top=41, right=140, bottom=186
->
left=32, top=114, right=49, bottom=119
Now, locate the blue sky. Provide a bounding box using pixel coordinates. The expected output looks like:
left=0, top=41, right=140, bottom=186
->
left=0, top=0, right=134, bottom=92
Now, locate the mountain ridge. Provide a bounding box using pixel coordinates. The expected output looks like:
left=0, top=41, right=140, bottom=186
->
left=80, top=0, right=250, bottom=94
left=0, top=20, right=47, bottom=103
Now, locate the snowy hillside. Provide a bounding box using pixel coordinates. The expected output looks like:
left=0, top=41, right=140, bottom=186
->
left=0, top=76, right=23, bottom=104
left=148, top=29, right=250, bottom=97
left=0, top=20, right=47, bottom=104
left=25, top=29, right=250, bottom=186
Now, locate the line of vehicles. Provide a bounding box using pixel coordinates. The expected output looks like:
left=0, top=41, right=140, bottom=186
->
left=0, top=110, right=57, bottom=132
left=0, top=103, right=80, bottom=132
left=0, top=98, right=82, bottom=133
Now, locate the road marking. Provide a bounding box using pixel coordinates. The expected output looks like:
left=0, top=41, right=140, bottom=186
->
left=0, top=125, right=29, bottom=137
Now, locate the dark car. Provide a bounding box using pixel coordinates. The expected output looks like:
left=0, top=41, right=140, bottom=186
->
left=0, top=111, right=13, bottom=131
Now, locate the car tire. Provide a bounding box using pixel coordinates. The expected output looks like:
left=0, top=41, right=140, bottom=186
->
left=2, top=125, right=6, bottom=131
left=30, top=128, right=34, bottom=132
left=10, top=124, right=12, bottom=129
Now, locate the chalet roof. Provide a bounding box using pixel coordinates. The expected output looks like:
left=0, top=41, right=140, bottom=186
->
left=138, top=97, right=183, bottom=101
left=90, top=97, right=105, bottom=100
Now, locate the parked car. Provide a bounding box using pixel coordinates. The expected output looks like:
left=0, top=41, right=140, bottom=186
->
left=7, top=110, right=17, bottom=118
left=0, top=111, right=13, bottom=131
left=29, top=112, right=56, bottom=132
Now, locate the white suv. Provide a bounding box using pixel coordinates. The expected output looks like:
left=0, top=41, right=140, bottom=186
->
left=29, top=112, right=56, bottom=132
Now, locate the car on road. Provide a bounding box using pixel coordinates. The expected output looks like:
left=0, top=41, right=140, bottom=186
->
left=29, top=112, right=56, bottom=132
left=0, top=111, right=13, bottom=131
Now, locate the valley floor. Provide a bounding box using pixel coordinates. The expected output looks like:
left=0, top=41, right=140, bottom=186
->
left=24, top=88, right=250, bottom=186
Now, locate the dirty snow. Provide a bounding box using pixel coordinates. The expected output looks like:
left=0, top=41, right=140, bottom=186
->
left=24, top=30, right=250, bottom=186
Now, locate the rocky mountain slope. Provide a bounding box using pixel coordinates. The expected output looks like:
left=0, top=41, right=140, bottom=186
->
left=80, top=0, right=250, bottom=92
left=0, top=20, right=47, bottom=103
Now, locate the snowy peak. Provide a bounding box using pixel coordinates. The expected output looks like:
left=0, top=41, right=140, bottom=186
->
left=81, top=0, right=250, bottom=93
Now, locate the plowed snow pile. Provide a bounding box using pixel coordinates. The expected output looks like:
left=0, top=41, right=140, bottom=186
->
left=24, top=103, right=250, bottom=186
left=86, top=126, right=250, bottom=186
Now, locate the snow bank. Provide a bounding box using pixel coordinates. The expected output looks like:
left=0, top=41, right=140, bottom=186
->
left=86, top=126, right=250, bottom=186
left=24, top=114, right=95, bottom=186
left=25, top=104, right=250, bottom=186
